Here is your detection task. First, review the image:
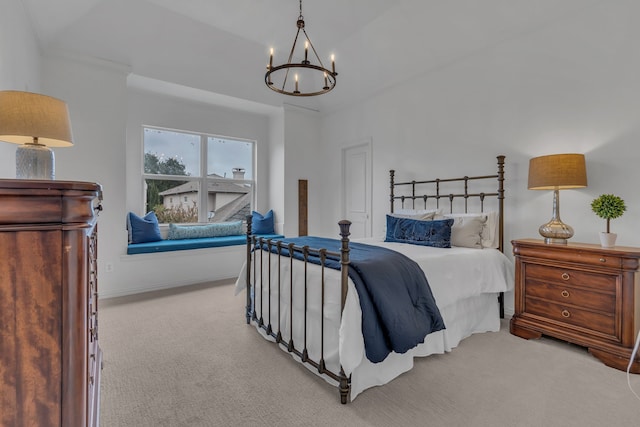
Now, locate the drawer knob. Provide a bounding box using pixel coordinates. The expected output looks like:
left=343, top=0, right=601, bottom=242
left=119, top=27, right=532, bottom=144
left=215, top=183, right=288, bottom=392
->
left=561, top=273, right=570, bottom=281
left=561, top=290, right=570, bottom=298
left=599, top=258, right=606, bottom=263
left=561, top=309, right=571, bottom=318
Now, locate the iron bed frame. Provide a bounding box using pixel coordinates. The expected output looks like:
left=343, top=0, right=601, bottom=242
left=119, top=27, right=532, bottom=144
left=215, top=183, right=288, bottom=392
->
left=244, top=155, right=506, bottom=404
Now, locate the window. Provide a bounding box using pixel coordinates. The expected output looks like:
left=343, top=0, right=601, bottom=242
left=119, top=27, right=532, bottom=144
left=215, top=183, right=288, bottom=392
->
left=143, top=126, right=255, bottom=224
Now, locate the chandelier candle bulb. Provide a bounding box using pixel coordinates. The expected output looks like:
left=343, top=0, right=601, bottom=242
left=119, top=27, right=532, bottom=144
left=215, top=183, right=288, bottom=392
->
left=304, top=41, right=309, bottom=63
left=269, top=48, right=273, bottom=68
left=324, top=72, right=329, bottom=90
left=294, top=74, right=300, bottom=93
left=331, top=54, right=335, bottom=74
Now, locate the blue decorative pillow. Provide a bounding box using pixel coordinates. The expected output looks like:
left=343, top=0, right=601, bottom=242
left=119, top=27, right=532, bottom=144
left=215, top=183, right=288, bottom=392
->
left=167, top=221, right=243, bottom=240
left=384, top=215, right=453, bottom=248
left=252, top=210, right=275, bottom=234
left=127, top=211, right=162, bottom=244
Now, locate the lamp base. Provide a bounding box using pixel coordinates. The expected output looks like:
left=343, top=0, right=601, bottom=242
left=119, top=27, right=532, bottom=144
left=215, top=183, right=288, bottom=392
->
left=539, top=219, right=574, bottom=245
left=16, top=143, right=54, bottom=180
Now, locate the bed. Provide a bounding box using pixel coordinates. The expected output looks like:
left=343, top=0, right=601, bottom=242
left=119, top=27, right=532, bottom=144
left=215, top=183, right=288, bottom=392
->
left=235, top=155, right=513, bottom=403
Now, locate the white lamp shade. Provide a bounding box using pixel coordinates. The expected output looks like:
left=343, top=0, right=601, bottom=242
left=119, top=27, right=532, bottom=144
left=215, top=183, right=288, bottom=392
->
left=0, top=91, right=73, bottom=147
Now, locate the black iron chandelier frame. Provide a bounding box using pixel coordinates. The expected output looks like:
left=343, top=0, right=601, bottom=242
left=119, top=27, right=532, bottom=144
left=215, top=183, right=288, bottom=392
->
left=265, top=0, right=337, bottom=97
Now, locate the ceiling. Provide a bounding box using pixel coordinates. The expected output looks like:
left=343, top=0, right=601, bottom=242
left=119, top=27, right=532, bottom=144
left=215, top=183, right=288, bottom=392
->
left=21, top=0, right=600, bottom=113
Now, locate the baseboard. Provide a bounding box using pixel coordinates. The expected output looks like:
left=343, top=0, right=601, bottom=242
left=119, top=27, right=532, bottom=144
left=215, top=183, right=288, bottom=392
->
left=100, top=274, right=238, bottom=299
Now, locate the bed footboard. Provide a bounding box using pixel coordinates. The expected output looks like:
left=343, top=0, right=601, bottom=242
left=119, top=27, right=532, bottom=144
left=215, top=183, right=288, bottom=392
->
left=245, top=217, right=353, bottom=404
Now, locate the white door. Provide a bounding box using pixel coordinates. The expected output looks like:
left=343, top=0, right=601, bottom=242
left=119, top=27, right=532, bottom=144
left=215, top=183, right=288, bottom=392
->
left=342, top=142, right=372, bottom=238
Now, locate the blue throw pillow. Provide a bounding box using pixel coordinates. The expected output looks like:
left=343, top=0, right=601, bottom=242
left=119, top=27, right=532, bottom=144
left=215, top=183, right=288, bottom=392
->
left=127, top=211, right=162, bottom=244
left=251, top=210, right=275, bottom=234
left=384, top=215, right=453, bottom=248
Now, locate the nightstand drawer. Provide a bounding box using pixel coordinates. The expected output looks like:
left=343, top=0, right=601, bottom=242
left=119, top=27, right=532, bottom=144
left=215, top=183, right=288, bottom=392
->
left=559, top=251, right=622, bottom=269
left=525, top=263, right=616, bottom=292
left=525, top=297, right=615, bottom=336
left=524, top=278, right=615, bottom=314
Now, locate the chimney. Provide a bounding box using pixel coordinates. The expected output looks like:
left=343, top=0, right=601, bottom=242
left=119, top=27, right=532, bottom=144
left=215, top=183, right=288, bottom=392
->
left=232, top=168, right=245, bottom=179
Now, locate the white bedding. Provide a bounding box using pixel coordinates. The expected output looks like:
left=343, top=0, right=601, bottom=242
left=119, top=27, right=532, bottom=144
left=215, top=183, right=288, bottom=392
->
left=235, top=237, right=514, bottom=401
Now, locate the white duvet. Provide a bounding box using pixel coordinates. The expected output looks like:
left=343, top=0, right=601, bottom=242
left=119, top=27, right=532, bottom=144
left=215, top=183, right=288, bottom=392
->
left=235, top=237, right=514, bottom=401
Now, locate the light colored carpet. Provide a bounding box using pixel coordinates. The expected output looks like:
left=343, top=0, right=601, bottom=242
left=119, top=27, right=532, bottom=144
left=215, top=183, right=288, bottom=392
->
left=99, top=280, right=640, bottom=426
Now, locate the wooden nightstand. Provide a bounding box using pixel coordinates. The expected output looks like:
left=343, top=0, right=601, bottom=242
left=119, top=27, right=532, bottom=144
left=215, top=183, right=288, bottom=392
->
left=510, top=239, right=640, bottom=373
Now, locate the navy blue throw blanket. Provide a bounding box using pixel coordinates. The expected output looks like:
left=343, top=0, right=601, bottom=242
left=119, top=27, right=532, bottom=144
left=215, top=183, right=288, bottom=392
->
left=259, top=236, right=445, bottom=363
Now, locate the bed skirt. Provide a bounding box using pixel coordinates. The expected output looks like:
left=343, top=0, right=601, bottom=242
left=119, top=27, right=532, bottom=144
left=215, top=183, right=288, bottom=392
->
left=240, top=277, right=500, bottom=401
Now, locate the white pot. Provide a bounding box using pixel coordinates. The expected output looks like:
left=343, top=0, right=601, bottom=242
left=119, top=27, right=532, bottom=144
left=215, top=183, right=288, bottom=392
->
left=599, top=232, right=617, bottom=248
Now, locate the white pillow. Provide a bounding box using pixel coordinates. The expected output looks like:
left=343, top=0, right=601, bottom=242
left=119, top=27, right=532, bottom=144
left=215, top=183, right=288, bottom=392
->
left=392, top=208, right=441, bottom=220
left=483, top=211, right=500, bottom=249
left=442, top=212, right=499, bottom=249
left=444, top=214, right=486, bottom=249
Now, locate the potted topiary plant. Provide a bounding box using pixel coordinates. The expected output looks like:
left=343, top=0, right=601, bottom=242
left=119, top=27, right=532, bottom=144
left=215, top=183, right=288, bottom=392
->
left=590, top=194, right=626, bottom=247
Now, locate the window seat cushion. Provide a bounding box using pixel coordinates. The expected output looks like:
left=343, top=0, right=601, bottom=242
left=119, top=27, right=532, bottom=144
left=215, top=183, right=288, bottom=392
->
left=127, top=233, right=284, bottom=255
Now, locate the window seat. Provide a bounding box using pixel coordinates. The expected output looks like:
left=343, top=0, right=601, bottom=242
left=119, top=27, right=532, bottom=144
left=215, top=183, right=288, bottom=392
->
left=127, top=234, right=284, bottom=255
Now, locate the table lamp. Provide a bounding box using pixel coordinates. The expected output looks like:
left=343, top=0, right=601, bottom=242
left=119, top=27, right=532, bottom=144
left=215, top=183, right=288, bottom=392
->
left=0, top=90, right=74, bottom=180
left=528, top=153, right=587, bottom=244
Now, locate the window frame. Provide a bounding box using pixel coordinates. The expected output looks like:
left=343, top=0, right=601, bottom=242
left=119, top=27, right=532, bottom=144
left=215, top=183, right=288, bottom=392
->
left=141, top=125, right=256, bottom=224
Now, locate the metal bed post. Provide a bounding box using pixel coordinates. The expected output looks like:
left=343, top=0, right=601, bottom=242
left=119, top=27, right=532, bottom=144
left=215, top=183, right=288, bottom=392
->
left=338, top=220, right=352, bottom=404
left=496, top=155, right=506, bottom=318
left=497, top=155, right=505, bottom=253
left=389, top=170, right=395, bottom=213
left=245, top=215, right=253, bottom=324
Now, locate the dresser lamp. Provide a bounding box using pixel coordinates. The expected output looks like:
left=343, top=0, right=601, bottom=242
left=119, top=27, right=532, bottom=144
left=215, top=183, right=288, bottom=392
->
left=0, top=90, right=74, bottom=180
left=528, top=153, right=587, bottom=244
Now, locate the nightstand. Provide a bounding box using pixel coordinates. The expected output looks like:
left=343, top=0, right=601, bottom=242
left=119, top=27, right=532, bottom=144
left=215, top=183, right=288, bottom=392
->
left=510, top=239, right=640, bottom=373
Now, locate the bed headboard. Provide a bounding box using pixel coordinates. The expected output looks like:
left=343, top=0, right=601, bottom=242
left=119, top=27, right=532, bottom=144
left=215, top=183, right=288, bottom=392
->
left=389, top=155, right=505, bottom=253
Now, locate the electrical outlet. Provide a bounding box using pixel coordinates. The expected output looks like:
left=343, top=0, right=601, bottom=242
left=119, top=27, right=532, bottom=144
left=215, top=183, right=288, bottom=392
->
left=105, top=262, right=114, bottom=273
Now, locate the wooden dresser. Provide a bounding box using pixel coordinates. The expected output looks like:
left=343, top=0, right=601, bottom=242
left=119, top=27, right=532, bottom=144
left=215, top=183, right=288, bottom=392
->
left=510, top=239, right=640, bottom=373
left=0, top=179, right=103, bottom=427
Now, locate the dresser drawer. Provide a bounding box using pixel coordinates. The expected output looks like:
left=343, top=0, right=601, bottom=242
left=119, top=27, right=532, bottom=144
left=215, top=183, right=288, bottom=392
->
left=525, top=263, right=616, bottom=292
left=524, top=278, right=616, bottom=314
left=525, top=297, right=615, bottom=337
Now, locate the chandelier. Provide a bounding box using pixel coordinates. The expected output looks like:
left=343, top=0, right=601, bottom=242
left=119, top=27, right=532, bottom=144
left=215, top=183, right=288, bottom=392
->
left=265, top=0, right=337, bottom=97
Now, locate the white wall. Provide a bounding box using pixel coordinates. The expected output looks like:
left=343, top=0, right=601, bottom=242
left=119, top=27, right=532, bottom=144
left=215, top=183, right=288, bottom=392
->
left=42, top=53, right=130, bottom=299
left=318, top=1, right=640, bottom=315
left=0, top=0, right=42, bottom=176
